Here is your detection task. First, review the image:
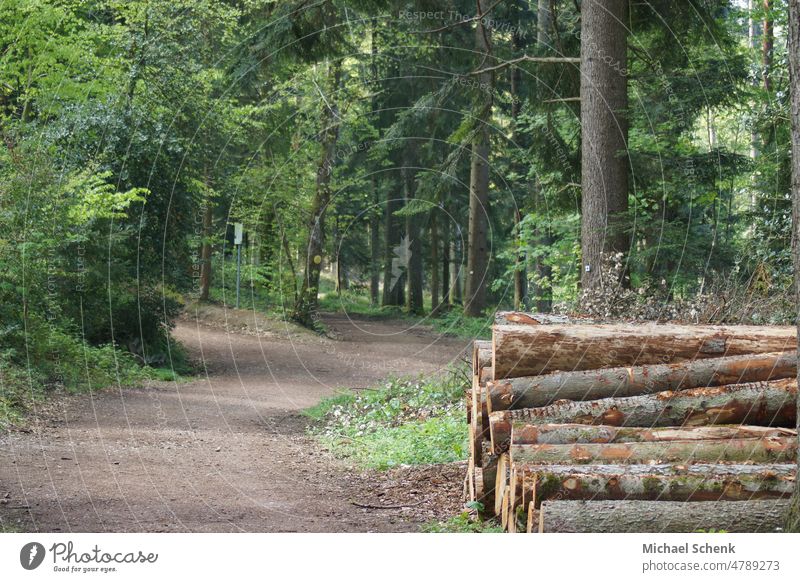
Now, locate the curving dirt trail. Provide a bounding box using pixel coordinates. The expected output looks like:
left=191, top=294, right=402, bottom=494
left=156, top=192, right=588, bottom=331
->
left=0, top=313, right=470, bottom=532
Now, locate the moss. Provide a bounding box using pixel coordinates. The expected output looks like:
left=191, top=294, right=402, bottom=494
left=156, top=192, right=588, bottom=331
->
left=643, top=476, right=665, bottom=496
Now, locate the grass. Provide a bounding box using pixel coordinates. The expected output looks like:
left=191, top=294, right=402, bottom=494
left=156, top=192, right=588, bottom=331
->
left=0, top=332, right=189, bottom=429
left=306, top=369, right=470, bottom=470
left=421, top=511, right=504, bottom=533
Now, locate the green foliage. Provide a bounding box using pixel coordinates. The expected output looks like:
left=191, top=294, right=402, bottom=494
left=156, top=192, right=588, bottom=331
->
left=307, top=371, right=469, bottom=469
left=421, top=511, right=504, bottom=533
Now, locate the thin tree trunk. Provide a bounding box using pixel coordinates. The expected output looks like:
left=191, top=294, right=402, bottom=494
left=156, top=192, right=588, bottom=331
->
left=382, top=190, right=405, bottom=306
left=368, top=21, right=380, bottom=305
left=370, top=183, right=380, bottom=305
left=464, top=0, right=493, bottom=317
left=763, top=0, right=773, bottom=93
left=430, top=210, right=440, bottom=314
left=441, top=209, right=451, bottom=310
left=785, top=0, right=800, bottom=533
left=580, top=0, right=629, bottom=290
left=292, top=62, right=341, bottom=326
left=198, top=201, right=212, bottom=301
left=404, top=165, right=424, bottom=314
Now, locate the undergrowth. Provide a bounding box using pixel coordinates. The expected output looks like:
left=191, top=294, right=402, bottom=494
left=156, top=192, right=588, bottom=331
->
left=422, top=509, right=503, bottom=533
left=306, top=369, right=470, bottom=470
left=0, top=331, right=190, bottom=428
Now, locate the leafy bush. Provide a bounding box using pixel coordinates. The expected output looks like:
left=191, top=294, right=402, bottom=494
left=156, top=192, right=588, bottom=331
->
left=307, top=371, right=469, bottom=469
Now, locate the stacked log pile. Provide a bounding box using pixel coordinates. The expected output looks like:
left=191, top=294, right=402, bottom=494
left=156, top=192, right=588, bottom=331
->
left=465, top=312, right=799, bottom=533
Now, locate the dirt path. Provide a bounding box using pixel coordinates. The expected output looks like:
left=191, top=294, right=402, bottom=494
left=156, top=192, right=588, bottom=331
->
left=0, top=312, right=470, bottom=532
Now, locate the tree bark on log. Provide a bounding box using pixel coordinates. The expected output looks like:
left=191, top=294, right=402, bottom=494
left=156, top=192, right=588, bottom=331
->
left=538, top=499, right=790, bottom=533
left=512, top=423, right=796, bottom=445
left=494, top=312, right=582, bottom=326
left=492, top=323, right=796, bottom=379
left=493, top=379, right=796, bottom=429
left=488, top=352, right=797, bottom=411
left=518, top=463, right=795, bottom=505
left=509, top=436, right=796, bottom=465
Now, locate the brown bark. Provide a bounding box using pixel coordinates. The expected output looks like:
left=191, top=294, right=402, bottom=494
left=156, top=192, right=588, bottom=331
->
left=519, top=463, right=795, bottom=506
left=512, top=423, right=795, bottom=445
left=491, top=379, right=796, bottom=429
left=441, top=214, right=451, bottom=309
left=492, top=323, right=796, bottom=379
left=292, top=62, right=341, bottom=325
left=198, top=202, right=212, bottom=301
left=488, top=351, right=797, bottom=411
left=494, top=311, right=581, bottom=326
left=464, top=0, right=493, bottom=317
left=787, top=0, right=800, bottom=533
left=538, top=499, right=790, bottom=533
left=763, top=0, right=773, bottom=93
left=580, top=0, right=629, bottom=290
left=430, top=210, right=440, bottom=314
left=510, top=437, right=796, bottom=465
left=403, top=164, right=424, bottom=315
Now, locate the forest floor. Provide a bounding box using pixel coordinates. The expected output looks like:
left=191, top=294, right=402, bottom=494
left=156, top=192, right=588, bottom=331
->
left=0, top=309, right=471, bottom=532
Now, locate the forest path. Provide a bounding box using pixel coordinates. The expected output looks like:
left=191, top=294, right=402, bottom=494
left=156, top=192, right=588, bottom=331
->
left=0, top=313, right=469, bottom=532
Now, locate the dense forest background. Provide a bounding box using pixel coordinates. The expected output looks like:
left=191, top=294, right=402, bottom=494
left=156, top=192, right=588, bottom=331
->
left=0, top=0, right=796, bottom=415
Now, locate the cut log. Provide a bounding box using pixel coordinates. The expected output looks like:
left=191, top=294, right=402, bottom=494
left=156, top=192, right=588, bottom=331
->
left=509, top=436, right=797, bottom=465
left=492, top=323, right=796, bottom=379
left=479, top=366, right=493, bottom=385
left=538, top=499, right=791, bottom=533
left=494, top=312, right=578, bottom=326
left=493, top=379, right=796, bottom=429
left=516, top=463, right=795, bottom=505
left=487, top=351, right=797, bottom=411
left=472, top=340, right=492, bottom=375
left=512, top=423, right=796, bottom=445
left=493, top=453, right=510, bottom=516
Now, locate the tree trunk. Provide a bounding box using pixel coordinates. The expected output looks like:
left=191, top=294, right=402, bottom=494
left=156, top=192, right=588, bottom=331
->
left=492, top=322, right=797, bottom=379
left=450, top=239, right=462, bottom=305
left=513, top=209, right=527, bottom=311
left=763, top=0, right=773, bottom=93
left=198, top=201, right=212, bottom=301
left=786, top=0, right=800, bottom=533
left=537, top=0, right=551, bottom=46
left=487, top=351, right=797, bottom=411
left=368, top=22, right=380, bottom=305
left=538, top=499, right=790, bottom=533
left=382, top=193, right=405, bottom=306
left=491, top=379, right=796, bottom=429
left=512, top=423, right=795, bottom=445
left=510, top=437, right=796, bottom=465
left=580, top=0, right=629, bottom=290
left=403, top=165, right=424, bottom=314
left=464, top=0, right=493, bottom=317
left=430, top=210, right=440, bottom=314
left=441, top=212, right=451, bottom=309
left=522, top=463, right=795, bottom=505
left=292, top=62, right=341, bottom=326
left=369, top=183, right=380, bottom=305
